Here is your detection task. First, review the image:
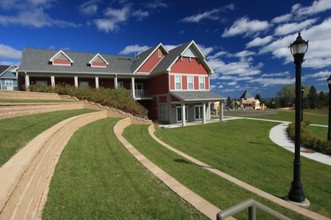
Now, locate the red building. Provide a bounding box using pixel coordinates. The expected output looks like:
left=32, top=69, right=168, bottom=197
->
left=18, top=40, right=224, bottom=125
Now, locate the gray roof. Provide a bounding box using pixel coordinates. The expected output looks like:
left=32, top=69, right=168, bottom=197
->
left=0, top=65, right=10, bottom=74
left=151, top=41, right=191, bottom=74
left=18, top=48, right=134, bottom=75
left=130, top=44, right=158, bottom=72
left=240, top=90, right=254, bottom=99
left=170, top=91, right=224, bottom=102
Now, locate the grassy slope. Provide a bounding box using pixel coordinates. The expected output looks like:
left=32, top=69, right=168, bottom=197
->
left=43, top=118, right=207, bottom=220
left=0, top=109, right=94, bottom=166
left=124, top=124, right=309, bottom=219
left=154, top=120, right=331, bottom=218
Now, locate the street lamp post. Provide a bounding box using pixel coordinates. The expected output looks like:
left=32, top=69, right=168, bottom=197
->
left=301, top=86, right=304, bottom=122
left=288, top=33, right=308, bottom=203
left=327, top=75, right=331, bottom=141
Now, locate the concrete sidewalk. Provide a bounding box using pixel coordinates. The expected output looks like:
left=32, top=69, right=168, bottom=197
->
left=269, top=122, right=331, bottom=166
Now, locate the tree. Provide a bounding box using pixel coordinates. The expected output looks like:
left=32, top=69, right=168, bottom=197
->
left=276, top=84, right=295, bottom=107
left=226, top=96, right=232, bottom=109
left=255, top=93, right=261, bottom=101
left=318, top=91, right=328, bottom=108
left=307, top=86, right=320, bottom=109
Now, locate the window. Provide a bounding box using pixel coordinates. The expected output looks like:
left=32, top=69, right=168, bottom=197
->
left=79, top=81, right=89, bottom=88
left=187, top=76, right=193, bottom=90
left=36, top=80, right=48, bottom=86
left=159, top=104, right=166, bottom=121
left=117, top=81, right=124, bottom=88
left=199, top=76, right=205, bottom=90
left=175, top=75, right=182, bottom=90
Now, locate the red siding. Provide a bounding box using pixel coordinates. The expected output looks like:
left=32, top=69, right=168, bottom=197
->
left=159, top=96, right=167, bottom=103
left=182, top=75, right=187, bottom=90
left=138, top=48, right=165, bottom=73
left=147, top=74, right=169, bottom=94
left=53, top=59, right=70, bottom=65
left=169, top=75, right=175, bottom=90
left=92, top=61, right=107, bottom=67
left=205, top=76, right=209, bottom=90
left=194, top=76, right=199, bottom=90
left=171, top=57, right=208, bottom=74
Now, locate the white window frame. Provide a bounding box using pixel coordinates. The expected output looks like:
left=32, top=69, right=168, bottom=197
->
left=117, top=81, right=124, bottom=88
left=199, top=76, right=205, bottom=90
left=187, top=76, right=193, bottom=90
left=175, top=75, right=182, bottom=90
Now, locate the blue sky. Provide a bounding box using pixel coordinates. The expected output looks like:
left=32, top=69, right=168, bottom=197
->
left=0, top=0, right=330, bottom=98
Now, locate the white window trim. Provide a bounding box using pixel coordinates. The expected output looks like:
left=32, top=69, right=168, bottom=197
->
left=187, top=75, right=194, bottom=90
left=175, top=75, right=182, bottom=90
left=199, top=76, right=205, bottom=90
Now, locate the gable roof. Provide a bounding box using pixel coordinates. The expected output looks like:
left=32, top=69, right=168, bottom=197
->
left=49, top=50, right=73, bottom=63
left=18, top=48, right=134, bottom=75
left=151, top=40, right=213, bottom=75
left=131, top=43, right=168, bottom=73
left=240, top=90, right=254, bottom=99
left=0, top=65, right=10, bottom=74
left=88, top=53, right=109, bottom=65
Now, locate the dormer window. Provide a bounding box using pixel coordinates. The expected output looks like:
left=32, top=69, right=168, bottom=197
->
left=89, top=53, right=109, bottom=68
left=49, top=50, right=73, bottom=66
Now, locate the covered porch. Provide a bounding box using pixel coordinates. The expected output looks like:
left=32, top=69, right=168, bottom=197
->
left=169, top=91, right=225, bottom=127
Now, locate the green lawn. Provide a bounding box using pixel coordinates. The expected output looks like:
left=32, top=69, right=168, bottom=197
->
left=307, top=125, right=328, bottom=140
left=124, top=124, right=309, bottom=219
left=0, top=109, right=94, bottom=166
left=152, top=120, right=331, bottom=218
left=43, top=118, right=207, bottom=220
left=227, top=110, right=327, bottom=125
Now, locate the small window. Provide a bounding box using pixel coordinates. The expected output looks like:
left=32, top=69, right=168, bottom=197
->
left=187, top=76, right=193, bottom=90
left=36, top=80, right=48, bottom=86
left=79, top=81, right=89, bottom=88
left=117, top=81, right=124, bottom=88
left=199, top=76, right=205, bottom=90
left=175, top=75, right=182, bottom=90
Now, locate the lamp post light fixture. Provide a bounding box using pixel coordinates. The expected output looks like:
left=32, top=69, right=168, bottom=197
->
left=288, top=32, right=308, bottom=203
left=327, top=74, right=331, bottom=141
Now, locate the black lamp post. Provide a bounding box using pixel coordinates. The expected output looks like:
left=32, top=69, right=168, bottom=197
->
left=327, top=75, right=331, bottom=141
left=301, top=86, right=304, bottom=122
left=288, top=32, right=308, bottom=203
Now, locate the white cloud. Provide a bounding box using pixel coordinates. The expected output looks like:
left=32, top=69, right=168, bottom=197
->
left=181, top=8, right=220, bottom=23
left=274, top=18, right=317, bottom=36
left=249, top=77, right=295, bottom=87
left=0, top=44, right=21, bottom=59
left=0, top=0, right=77, bottom=28
left=261, top=71, right=290, bottom=77
left=246, top=36, right=273, bottom=48
left=79, top=0, right=99, bottom=16
left=295, top=0, right=331, bottom=16
left=222, top=17, right=271, bottom=37
left=302, top=70, right=331, bottom=81
left=207, top=51, right=228, bottom=60
left=272, top=14, right=292, bottom=24
left=119, top=44, right=150, bottom=55
left=131, top=9, right=149, bottom=20
left=144, top=0, right=168, bottom=9
left=198, top=44, right=213, bottom=57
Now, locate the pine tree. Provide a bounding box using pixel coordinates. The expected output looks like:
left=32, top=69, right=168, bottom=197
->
left=307, top=86, right=320, bottom=109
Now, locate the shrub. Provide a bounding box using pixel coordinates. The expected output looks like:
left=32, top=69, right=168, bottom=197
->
left=29, top=85, right=148, bottom=118
left=287, top=120, right=331, bottom=155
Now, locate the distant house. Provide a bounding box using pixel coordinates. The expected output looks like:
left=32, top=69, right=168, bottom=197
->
left=17, top=40, right=225, bottom=125
left=0, top=65, right=18, bottom=91
left=239, top=90, right=261, bottom=110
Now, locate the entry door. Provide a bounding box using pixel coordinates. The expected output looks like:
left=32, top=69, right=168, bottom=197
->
left=194, top=105, right=203, bottom=120
left=176, top=106, right=188, bottom=122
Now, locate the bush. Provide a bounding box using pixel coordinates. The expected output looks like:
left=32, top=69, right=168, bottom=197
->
left=287, top=120, right=331, bottom=155
left=29, top=85, right=148, bottom=118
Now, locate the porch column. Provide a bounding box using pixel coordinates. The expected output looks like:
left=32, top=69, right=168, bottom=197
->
left=25, top=73, right=30, bottom=91
left=74, top=76, right=78, bottom=88
left=51, top=76, right=55, bottom=87
left=181, top=103, right=186, bottom=126
left=114, top=75, right=118, bottom=88
left=131, top=77, right=135, bottom=99
left=95, top=76, right=99, bottom=89
left=202, top=103, right=206, bottom=124
left=220, top=101, right=224, bottom=121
